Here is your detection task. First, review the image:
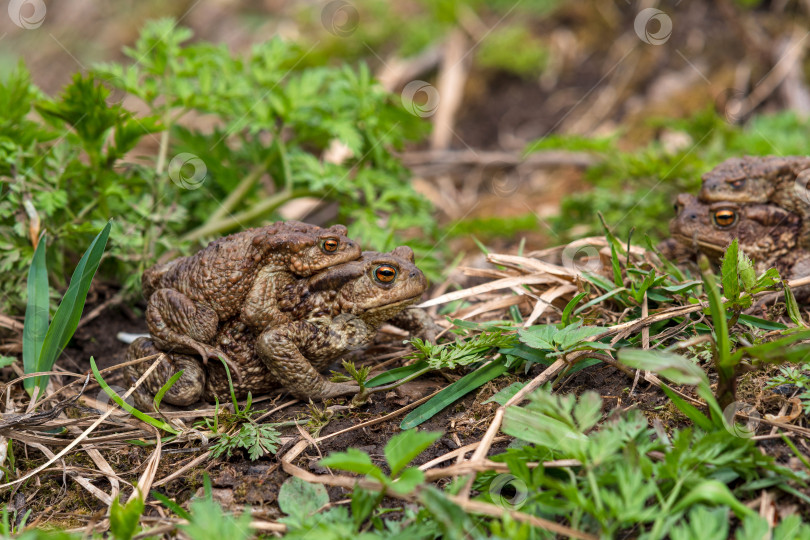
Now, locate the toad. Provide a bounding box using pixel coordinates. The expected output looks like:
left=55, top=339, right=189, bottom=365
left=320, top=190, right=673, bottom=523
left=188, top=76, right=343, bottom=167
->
left=142, top=221, right=361, bottom=375
left=664, top=193, right=810, bottom=279
left=699, top=156, right=810, bottom=245
left=126, top=246, right=433, bottom=405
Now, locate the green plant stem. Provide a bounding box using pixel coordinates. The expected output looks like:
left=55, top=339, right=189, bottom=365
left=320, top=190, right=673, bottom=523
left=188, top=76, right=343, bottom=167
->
left=354, top=366, right=434, bottom=402
left=207, top=159, right=272, bottom=224
left=182, top=188, right=314, bottom=242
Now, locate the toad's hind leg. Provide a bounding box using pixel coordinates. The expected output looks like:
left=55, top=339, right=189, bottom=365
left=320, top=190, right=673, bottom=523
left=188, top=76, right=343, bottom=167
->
left=124, top=337, right=207, bottom=409
left=255, top=320, right=360, bottom=400
left=146, top=288, right=226, bottom=359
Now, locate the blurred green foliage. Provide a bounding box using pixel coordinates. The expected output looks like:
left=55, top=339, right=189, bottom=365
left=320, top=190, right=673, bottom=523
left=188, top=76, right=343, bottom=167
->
left=295, top=0, right=559, bottom=78
left=1, top=19, right=439, bottom=315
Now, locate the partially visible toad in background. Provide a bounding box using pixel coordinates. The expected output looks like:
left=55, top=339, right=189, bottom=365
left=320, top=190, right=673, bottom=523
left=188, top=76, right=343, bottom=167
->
left=661, top=193, right=810, bottom=279
left=699, top=155, right=810, bottom=247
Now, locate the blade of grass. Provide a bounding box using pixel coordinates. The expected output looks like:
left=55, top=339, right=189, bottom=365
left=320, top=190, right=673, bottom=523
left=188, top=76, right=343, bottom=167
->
left=366, top=361, right=429, bottom=388
left=153, top=370, right=185, bottom=411
left=22, top=236, right=49, bottom=393
left=400, top=360, right=508, bottom=429
left=90, top=357, right=178, bottom=434
left=36, top=221, right=111, bottom=393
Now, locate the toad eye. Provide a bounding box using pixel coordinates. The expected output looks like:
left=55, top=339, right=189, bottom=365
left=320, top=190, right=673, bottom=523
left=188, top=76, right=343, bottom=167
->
left=374, top=264, right=397, bottom=283
left=712, top=209, right=738, bottom=228
left=729, top=178, right=746, bottom=190
left=321, top=238, right=339, bottom=253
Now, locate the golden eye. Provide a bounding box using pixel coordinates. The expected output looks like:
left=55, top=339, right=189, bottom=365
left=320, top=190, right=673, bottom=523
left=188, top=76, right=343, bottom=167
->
left=321, top=238, right=339, bottom=253
left=712, top=209, right=738, bottom=228
left=729, top=179, right=745, bottom=189
left=374, top=265, right=397, bottom=283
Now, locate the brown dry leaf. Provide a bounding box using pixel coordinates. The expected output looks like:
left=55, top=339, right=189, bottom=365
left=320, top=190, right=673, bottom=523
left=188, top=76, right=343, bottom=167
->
left=765, top=398, right=803, bottom=423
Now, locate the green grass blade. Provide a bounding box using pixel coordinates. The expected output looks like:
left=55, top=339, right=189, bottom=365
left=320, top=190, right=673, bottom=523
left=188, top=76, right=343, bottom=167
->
left=22, top=237, right=49, bottom=393
left=400, top=360, right=508, bottom=430
left=35, top=221, right=111, bottom=393
left=700, top=256, right=730, bottom=367
left=366, top=361, right=429, bottom=388
left=153, top=370, right=184, bottom=412
left=90, top=357, right=178, bottom=434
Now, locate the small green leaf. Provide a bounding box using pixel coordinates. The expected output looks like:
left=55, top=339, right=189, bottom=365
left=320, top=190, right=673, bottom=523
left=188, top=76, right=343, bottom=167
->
left=278, top=477, right=329, bottom=522
left=388, top=466, right=425, bottom=494
left=320, top=448, right=385, bottom=481
left=720, top=239, right=740, bottom=302
left=738, top=251, right=756, bottom=291
left=618, top=348, right=708, bottom=386
left=518, top=324, right=557, bottom=350
left=384, top=429, right=442, bottom=477
left=109, top=494, right=144, bottom=540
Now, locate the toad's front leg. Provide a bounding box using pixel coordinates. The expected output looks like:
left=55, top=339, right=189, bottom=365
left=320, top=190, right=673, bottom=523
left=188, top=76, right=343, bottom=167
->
left=255, top=316, right=373, bottom=400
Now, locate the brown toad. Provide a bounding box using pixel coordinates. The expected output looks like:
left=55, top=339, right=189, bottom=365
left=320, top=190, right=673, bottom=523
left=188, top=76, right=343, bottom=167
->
left=664, top=193, right=810, bottom=278
left=126, top=246, right=432, bottom=405
left=699, top=156, right=810, bottom=245
left=142, top=221, right=361, bottom=375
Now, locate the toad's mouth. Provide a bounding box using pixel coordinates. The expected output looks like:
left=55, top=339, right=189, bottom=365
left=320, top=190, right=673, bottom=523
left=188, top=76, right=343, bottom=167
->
left=363, top=294, right=422, bottom=313
left=671, top=233, right=728, bottom=256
